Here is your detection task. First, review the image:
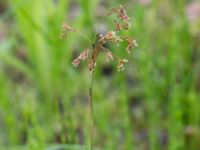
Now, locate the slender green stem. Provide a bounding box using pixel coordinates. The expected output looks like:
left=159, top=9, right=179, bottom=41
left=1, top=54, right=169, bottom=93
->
left=89, top=71, right=94, bottom=150
left=75, top=29, right=93, bottom=43
left=92, top=13, right=107, bottom=43
left=92, top=4, right=118, bottom=44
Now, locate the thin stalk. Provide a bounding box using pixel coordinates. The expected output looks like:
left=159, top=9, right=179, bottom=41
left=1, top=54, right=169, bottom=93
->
left=75, top=29, right=93, bottom=43
left=92, top=4, right=120, bottom=43
left=92, top=13, right=107, bottom=43
left=89, top=70, right=94, bottom=150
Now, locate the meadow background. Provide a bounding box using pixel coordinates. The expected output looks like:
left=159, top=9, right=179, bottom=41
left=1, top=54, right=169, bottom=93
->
left=0, top=0, right=200, bottom=149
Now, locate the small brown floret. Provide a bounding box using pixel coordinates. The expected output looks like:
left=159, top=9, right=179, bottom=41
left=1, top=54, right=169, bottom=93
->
left=72, top=49, right=89, bottom=67
left=117, top=59, right=128, bottom=71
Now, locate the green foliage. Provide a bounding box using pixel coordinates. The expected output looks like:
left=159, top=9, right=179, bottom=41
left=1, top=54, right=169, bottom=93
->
left=0, top=0, right=200, bottom=149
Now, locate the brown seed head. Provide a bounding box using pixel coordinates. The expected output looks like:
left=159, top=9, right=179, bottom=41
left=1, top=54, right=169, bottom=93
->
left=107, top=5, right=130, bottom=30
left=72, top=49, right=89, bottom=67
left=59, top=23, right=76, bottom=39
left=66, top=5, right=137, bottom=72
left=72, top=58, right=80, bottom=67
left=98, top=31, right=123, bottom=44
left=88, top=59, right=96, bottom=73
left=117, top=59, right=128, bottom=71
left=125, top=37, right=138, bottom=53
left=117, top=5, right=129, bottom=22
left=114, top=20, right=123, bottom=30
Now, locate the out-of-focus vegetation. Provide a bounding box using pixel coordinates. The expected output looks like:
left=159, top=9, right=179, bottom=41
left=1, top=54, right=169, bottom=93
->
left=0, top=0, right=200, bottom=149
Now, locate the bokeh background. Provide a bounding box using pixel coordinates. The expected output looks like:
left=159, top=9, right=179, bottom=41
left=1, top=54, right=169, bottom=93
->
left=0, top=0, right=200, bottom=150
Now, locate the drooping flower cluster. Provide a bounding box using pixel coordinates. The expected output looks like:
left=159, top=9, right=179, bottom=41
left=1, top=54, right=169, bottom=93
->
left=124, top=36, right=138, bottom=54
left=60, top=5, right=137, bottom=73
left=72, top=49, right=89, bottom=67
left=117, top=59, right=128, bottom=71
left=98, top=31, right=123, bottom=45
left=59, top=23, right=76, bottom=39
left=107, top=5, right=130, bottom=30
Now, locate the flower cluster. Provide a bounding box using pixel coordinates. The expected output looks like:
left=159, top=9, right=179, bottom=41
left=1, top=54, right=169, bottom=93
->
left=124, top=37, right=138, bottom=54
left=72, top=49, right=89, bottom=67
left=107, top=5, right=130, bottom=30
left=59, top=23, right=76, bottom=39
left=88, top=45, right=101, bottom=72
left=117, top=59, right=128, bottom=71
left=98, top=31, right=123, bottom=45
left=60, top=5, right=137, bottom=73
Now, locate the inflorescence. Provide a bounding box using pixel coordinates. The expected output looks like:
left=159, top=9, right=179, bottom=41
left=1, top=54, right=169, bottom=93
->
left=60, top=5, right=137, bottom=73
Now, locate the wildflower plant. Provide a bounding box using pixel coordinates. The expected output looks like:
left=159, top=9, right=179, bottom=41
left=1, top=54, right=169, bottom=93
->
left=60, top=4, right=137, bottom=150
left=60, top=5, right=137, bottom=72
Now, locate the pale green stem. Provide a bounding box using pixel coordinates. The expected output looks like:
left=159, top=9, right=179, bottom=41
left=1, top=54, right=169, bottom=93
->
left=75, top=29, right=93, bottom=43
left=89, top=71, right=94, bottom=150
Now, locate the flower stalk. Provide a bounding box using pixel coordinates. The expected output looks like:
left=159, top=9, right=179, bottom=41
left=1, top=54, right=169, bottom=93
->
left=59, top=4, right=137, bottom=150
left=89, top=70, right=94, bottom=150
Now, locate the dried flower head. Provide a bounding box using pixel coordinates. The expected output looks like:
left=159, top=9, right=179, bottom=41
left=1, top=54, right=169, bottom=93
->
left=59, top=23, right=76, bottom=39
left=88, top=44, right=102, bottom=73
left=117, top=59, right=128, bottom=71
left=117, top=5, right=129, bottom=22
left=88, top=59, right=97, bottom=73
left=60, top=4, right=137, bottom=73
left=72, top=49, right=89, bottom=67
left=114, top=20, right=123, bottom=30
left=124, top=37, right=138, bottom=53
left=98, top=31, right=123, bottom=44
left=107, top=5, right=131, bottom=30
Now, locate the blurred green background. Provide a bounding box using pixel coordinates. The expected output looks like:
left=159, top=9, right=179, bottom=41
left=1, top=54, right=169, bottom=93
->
left=0, top=0, right=200, bottom=149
